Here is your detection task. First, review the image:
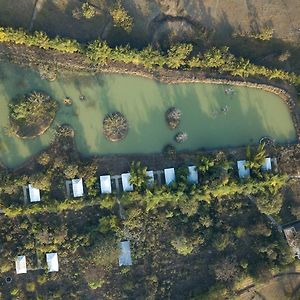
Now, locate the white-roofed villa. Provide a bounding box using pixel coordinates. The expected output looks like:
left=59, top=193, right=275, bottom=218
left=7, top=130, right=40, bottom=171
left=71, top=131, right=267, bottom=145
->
left=237, top=160, right=250, bottom=179
left=15, top=255, right=27, bottom=274
left=46, top=253, right=59, bottom=272
left=23, top=184, right=41, bottom=203
left=66, top=178, right=84, bottom=198
left=121, top=173, right=133, bottom=192
left=187, top=166, right=198, bottom=184
left=164, top=168, right=175, bottom=186
left=100, top=175, right=112, bottom=194
left=119, top=241, right=132, bottom=266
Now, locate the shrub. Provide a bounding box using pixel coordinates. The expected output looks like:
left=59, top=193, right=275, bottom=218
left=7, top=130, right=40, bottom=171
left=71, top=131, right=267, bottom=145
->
left=82, top=2, right=96, bottom=19
left=26, top=282, right=36, bottom=292
left=165, top=107, right=181, bottom=129
left=103, top=112, right=128, bottom=141
left=109, top=2, right=133, bottom=32
left=88, top=279, right=105, bottom=289
left=175, top=132, right=188, bottom=143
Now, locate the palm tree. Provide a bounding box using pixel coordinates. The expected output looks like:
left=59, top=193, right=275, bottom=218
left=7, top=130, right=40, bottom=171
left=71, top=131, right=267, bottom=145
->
left=129, top=161, right=149, bottom=192
left=245, top=143, right=266, bottom=171
left=196, top=155, right=215, bottom=174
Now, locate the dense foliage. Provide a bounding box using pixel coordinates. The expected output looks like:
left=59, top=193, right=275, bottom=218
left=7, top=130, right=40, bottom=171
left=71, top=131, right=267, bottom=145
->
left=103, top=112, right=128, bottom=141
left=9, top=92, right=58, bottom=138
left=109, top=2, right=133, bottom=33
left=0, top=27, right=299, bottom=85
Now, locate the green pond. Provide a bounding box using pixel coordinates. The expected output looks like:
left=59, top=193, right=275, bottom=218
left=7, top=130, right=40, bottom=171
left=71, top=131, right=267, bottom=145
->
left=0, top=62, right=296, bottom=168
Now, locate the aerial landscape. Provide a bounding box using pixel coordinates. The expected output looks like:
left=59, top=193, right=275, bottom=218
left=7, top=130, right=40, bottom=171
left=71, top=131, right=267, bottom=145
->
left=0, top=0, right=300, bottom=299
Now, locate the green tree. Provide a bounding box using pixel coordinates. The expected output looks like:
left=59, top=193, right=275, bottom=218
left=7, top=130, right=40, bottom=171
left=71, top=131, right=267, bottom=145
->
left=166, top=43, right=193, bottom=69
left=129, top=161, right=149, bottom=192
left=256, top=192, right=283, bottom=215
left=82, top=2, right=96, bottom=19
left=110, top=2, right=133, bottom=32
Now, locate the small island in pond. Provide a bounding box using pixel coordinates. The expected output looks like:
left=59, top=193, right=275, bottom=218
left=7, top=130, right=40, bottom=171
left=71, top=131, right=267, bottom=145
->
left=9, top=91, right=58, bottom=139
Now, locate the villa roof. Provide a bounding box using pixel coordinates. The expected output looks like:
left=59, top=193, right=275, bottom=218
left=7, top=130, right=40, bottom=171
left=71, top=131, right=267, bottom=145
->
left=119, top=241, right=132, bottom=266
left=164, top=168, right=175, bottom=186
left=146, top=171, right=154, bottom=186
left=262, top=157, right=272, bottom=172
left=121, top=173, right=133, bottom=192
left=187, top=166, right=198, bottom=184
left=28, top=184, right=41, bottom=202
left=237, top=160, right=250, bottom=179
left=46, top=253, right=59, bottom=272
left=72, top=178, right=84, bottom=197
left=100, top=175, right=112, bottom=194
left=15, top=255, right=27, bottom=274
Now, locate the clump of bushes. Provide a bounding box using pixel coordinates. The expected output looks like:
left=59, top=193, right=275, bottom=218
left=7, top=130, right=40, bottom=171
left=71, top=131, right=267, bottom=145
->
left=103, top=112, right=128, bottom=141
left=175, top=132, right=188, bottom=143
left=9, top=91, right=58, bottom=138
left=165, top=107, right=181, bottom=129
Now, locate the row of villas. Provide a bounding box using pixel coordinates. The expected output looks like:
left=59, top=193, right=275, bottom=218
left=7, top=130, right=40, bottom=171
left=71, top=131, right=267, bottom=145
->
left=16, top=157, right=275, bottom=275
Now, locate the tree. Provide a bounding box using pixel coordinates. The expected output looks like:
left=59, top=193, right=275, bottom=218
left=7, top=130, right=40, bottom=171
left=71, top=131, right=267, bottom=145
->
left=256, top=192, right=283, bottom=215
left=63, top=164, right=79, bottom=179
left=166, top=43, right=193, bottom=69
left=129, top=161, right=149, bottom=192
left=110, top=2, right=133, bottom=33
left=245, top=143, right=266, bottom=175
left=213, top=256, right=240, bottom=282
left=171, top=236, right=195, bottom=256
left=82, top=2, right=96, bottom=19
left=196, top=155, right=215, bottom=174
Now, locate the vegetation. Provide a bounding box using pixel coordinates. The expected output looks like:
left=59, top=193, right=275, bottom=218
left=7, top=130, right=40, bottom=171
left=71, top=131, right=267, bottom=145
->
left=9, top=91, right=58, bottom=138
left=103, top=112, right=128, bottom=141
left=175, top=132, right=188, bottom=143
left=109, top=2, right=133, bottom=33
left=0, top=27, right=299, bottom=85
left=0, top=141, right=293, bottom=299
left=165, top=107, right=181, bottom=129
left=82, top=2, right=97, bottom=19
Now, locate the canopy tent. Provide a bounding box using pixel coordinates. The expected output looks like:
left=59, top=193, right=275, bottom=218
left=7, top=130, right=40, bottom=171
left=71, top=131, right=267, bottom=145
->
left=164, top=168, right=175, bottom=186
left=46, top=253, right=59, bottom=272
left=28, top=184, right=41, bottom=202
left=15, top=255, right=27, bottom=274
left=237, top=160, right=250, bottom=179
left=119, top=241, right=132, bottom=266
left=100, top=175, right=112, bottom=194
left=187, top=166, right=198, bottom=184
left=121, top=173, right=133, bottom=192
left=72, top=178, right=84, bottom=197
left=262, top=157, right=272, bottom=172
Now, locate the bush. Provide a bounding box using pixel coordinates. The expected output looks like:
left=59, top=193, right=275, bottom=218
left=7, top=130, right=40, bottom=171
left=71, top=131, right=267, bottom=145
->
left=110, top=2, right=133, bottom=32
left=103, top=112, right=128, bottom=141
left=175, top=132, right=188, bottom=143
left=26, top=282, right=36, bottom=292
left=165, top=107, right=181, bottom=129
left=82, top=2, right=96, bottom=19
left=88, top=279, right=105, bottom=290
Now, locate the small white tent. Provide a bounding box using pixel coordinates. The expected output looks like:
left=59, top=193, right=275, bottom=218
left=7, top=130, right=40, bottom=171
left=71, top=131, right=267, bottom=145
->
left=100, top=175, right=112, bottom=194
left=119, top=241, right=132, bottom=266
left=72, top=178, right=84, bottom=197
left=187, top=166, right=198, bottom=184
left=262, top=157, right=272, bottom=172
left=15, top=255, right=27, bottom=274
left=46, top=253, right=59, bottom=272
left=121, top=173, right=133, bottom=192
left=237, top=160, right=250, bottom=179
left=164, top=168, right=175, bottom=186
left=28, top=184, right=41, bottom=202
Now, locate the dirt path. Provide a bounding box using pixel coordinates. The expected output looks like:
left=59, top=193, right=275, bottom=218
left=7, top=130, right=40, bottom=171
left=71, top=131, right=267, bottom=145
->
left=29, top=0, right=47, bottom=31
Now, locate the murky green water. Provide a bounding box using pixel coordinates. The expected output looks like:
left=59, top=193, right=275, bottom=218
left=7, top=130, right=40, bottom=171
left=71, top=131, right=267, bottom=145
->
left=0, top=62, right=296, bottom=168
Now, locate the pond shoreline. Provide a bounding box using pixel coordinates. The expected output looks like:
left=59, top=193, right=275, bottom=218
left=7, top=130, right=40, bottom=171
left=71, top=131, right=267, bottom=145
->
left=0, top=42, right=299, bottom=171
